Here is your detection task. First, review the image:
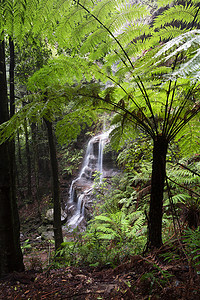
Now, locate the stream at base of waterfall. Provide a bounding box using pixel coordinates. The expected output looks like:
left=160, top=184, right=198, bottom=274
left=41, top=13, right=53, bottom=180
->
left=64, top=130, right=113, bottom=231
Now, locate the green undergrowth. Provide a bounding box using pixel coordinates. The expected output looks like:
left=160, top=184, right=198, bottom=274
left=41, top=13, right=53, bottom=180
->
left=50, top=136, right=200, bottom=271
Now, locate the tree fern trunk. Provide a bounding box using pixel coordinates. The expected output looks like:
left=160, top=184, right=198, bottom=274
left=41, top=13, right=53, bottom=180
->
left=148, top=135, right=168, bottom=249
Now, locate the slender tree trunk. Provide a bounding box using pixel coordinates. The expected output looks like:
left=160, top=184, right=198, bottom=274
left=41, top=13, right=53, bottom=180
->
left=17, top=131, right=22, bottom=165
left=9, top=37, right=15, bottom=117
left=44, top=118, right=63, bottom=251
left=0, top=40, right=24, bottom=277
left=23, top=117, right=32, bottom=202
left=148, top=135, right=168, bottom=249
left=31, top=123, right=41, bottom=219
left=16, top=131, right=25, bottom=200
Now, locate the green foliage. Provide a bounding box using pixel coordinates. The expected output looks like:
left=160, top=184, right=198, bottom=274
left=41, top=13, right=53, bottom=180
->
left=91, top=210, right=145, bottom=242
left=52, top=173, right=147, bottom=268
left=56, top=108, right=96, bottom=146
left=21, top=239, right=31, bottom=254
left=27, top=55, right=88, bottom=91
left=53, top=238, right=80, bottom=267
left=140, top=268, right=173, bottom=293
left=159, top=227, right=200, bottom=272
left=175, top=119, right=200, bottom=156
left=2, top=0, right=200, bottom=259
left=61, top=148, right=83, bottom=176
left=0, top=0, right=68, bottom=42
left=153, top=29, right=200, bottom=81
left=55, top=213, right=146, bottom=268
left=116, top=135, right=153, bottom=171
left=15, top=37, right=52, bottom=84
left=92, top=173, right=138, bottom=214
left=183, top=227, right=200, bottom=267
left=167, top=158, right=200, bottom=187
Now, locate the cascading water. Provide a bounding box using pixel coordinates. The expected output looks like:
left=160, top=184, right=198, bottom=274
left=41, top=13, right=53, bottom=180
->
left=66, top=130, right=111, bottom=230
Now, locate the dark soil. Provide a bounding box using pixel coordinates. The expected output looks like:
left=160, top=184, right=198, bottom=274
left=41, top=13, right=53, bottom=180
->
left=1, top=251, right=200, bottom=299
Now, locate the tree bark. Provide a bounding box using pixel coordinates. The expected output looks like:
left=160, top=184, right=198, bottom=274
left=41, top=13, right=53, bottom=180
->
left=8, top=37, right=24, bottom=271
left=0, top=40, right=24, bottom=277
left=23, top=116, right=32, bottom=202
left=148, top=135, right=168, bottom=249
left=44, top=118, right=63, bottom=251
left=31, top=123, right=41, bottom=218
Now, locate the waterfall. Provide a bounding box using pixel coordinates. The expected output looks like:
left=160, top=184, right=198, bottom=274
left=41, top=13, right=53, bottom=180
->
left=66, top=130, right=110, bottom=230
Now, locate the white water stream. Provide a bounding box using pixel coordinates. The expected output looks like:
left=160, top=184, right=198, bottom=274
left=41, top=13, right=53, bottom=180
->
left=66, top=130, right=111, bottom=229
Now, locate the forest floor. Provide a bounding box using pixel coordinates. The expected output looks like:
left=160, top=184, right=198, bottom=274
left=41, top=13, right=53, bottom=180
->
left=0, top=248, right=200, bottom=299
left=1, top=207, right=200, bottom=300
left=1, top=194, right=200, bottom=299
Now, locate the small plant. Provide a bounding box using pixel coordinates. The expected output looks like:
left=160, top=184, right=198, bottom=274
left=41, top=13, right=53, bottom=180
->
left=21, top=239, right=32, bottom=254
left=183, top=227, right=200, bottom=268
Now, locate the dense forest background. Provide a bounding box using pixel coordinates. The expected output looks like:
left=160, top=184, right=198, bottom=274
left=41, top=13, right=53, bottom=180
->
left=0, top=0, right=200, bottom=299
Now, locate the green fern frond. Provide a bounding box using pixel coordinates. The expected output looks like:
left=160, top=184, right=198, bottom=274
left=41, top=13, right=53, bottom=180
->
left=109, top=121, right=137, bottom=151
left=154, top=26, right=187, bottom=42
left=167, top=160, right=200, bottom=187
left=175, top=118, right=200, bottom=156
left=153, top=4, right=199, bottom=31
left=156, top=0, right=173, bottom=7
left=57, top=0, right=149, bottom=66
left=56, top=107, right=96, bottom=145
left=171, top=193, right=191, bottom=204
left=152, top=29, right=200, bottom=80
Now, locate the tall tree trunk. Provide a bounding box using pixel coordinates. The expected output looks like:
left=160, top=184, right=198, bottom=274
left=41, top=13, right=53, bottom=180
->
left=16, top=131, right=25, bottom=200
left=148, top=135, right=168, bottom=249
left=8, top=37, right=23, bottom=269
left=44, top=118, right=63, bottom=251
left=31, top=123, right=41, bottom=219
left=0, top=40, right=24, bottom=277
left=23, top=117, right=32, bottom=202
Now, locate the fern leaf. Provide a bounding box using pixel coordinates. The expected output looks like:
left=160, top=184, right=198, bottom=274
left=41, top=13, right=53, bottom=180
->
left=175, top=118, right=200, bottom=156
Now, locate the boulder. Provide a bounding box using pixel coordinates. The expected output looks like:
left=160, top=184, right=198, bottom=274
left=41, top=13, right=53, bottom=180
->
left=44, top=208, right=68, bottom=225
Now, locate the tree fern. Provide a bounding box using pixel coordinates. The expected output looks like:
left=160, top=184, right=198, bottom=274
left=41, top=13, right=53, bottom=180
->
left=55, top=1, right=200, bottom=248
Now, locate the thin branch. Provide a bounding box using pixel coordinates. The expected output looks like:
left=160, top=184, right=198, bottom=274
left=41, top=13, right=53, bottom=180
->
left=176, top=162, right=200, bottom=178
left=191, top=6, right=200, bottom=29
left=136, top=76, right=158, bottom=135
left=164, top=79, right=177, bottom=136
left=77, top=92, right=155, bottom=138
left=95, top=68, right=156, bottom=135
left=165, top=177, right=182, bottom=237
left=170, top=106, right=200, bottom=141
left=166, top=175, right=200, bottom=198
left=163, top=54, right=179, bottom=136
left=166, top=82, right=197, bottom=139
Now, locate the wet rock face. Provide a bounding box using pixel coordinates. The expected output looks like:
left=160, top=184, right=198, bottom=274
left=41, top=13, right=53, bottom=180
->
left=65, top=130, right=119, bottom=231
left=103, top=149, right=117, bottom=170
left=93, top=140, right=99, bottom=157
